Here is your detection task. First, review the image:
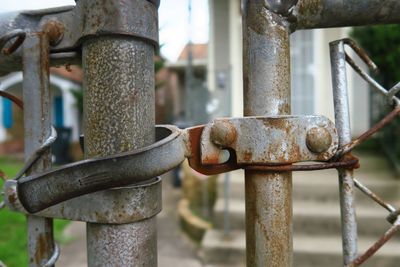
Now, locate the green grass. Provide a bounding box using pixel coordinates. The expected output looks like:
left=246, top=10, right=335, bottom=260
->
left=0, top=157, right=69, bottom=267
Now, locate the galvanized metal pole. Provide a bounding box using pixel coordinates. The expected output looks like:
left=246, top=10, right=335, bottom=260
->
left=82, top=28, right=157, bottom=267
left=22, top=32, right=55, bottom=267
left=330, top=40, right=358, bottom=265
left=242, top=1, right=293, bottom=266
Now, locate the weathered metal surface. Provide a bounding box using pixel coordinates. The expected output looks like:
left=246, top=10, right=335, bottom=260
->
left=87, top=217, right=157, bottom=266
left=0, top=0, right=158, bottom=76
left=242, top=0, right=293, bottom=266
left=330, top=39, right=358, bottom=265
left=22, top=32, right=55, bottom=267
left=82, top=20, right=158, bottom=265
left=186, top=125, right=239, bottom=175
left=201, top=116, right=338, bottom=165
left=5, top=177, right=162, bottom=224
left=8, top=126, right=183, bottom=213
left=244, top=155, right=359, bottom=172
left=293, top=0, right=400, bottom=29
left=0, top=29, right=26, bottom=55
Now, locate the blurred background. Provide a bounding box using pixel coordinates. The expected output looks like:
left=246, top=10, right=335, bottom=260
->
left=0, top=1, right=399, bottom=267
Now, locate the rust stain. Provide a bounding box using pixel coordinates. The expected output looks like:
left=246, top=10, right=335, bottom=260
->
left=186, top=126, right=238, bottom=175
left=42, top=20, right=65, bottom=45
left=242, top=150, right=253, bottom=162
left=34, top=233, right=52, bottom=265
left=297, top=0, right=322, bottom=16
left=7, top=190, right=17, bottom=204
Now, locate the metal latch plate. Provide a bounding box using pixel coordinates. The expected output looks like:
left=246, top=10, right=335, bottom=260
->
left=201, top=115, right=338, bottom=165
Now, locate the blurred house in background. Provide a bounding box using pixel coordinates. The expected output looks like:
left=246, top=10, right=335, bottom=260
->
left=0, top=67, right=81, bottom=158
left=163, top=43, right=208, bottom=124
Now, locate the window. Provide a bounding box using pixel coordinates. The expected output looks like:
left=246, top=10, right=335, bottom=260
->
left=291, top=30, right=315, bottom=115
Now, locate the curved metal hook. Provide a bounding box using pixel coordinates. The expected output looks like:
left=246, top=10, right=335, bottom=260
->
left=0, top=29, right=26, bottom=55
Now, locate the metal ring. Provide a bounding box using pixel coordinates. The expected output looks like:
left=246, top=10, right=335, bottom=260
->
left=16, top=125, right=185, bottom=213
left=42, top=243, right=60, bottom=267
left=0, top=29, right=26, bottom=55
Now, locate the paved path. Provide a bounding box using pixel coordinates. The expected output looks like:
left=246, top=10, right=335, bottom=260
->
left=57, top=173, right=204, bottom=267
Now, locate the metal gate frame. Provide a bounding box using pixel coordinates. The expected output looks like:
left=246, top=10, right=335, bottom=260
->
left=0, top=0, right=399, bottom=266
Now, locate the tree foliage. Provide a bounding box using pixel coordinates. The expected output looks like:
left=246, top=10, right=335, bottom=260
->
left=352, top=25, right=400, bottom=171
left=352, top=25, right=400, bottom=88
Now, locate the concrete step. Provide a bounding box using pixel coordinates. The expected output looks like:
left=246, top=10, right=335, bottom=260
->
left=201, top=230, right=400, bottom=267
left=213, top=198, right=397, bottom=238
left=219, top=170, right=400, bottom=204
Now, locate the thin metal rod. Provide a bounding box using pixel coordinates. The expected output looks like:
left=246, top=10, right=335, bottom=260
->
left=22, top=32, right=55, bottom=267
left=330, top=40, right=358, bottom=265
left=0, top=91, right=23, bottom=109
left=354, top=179, right=396, bottom=213
left=83, top=35, right=157, bottom=266
left=242, top=1, right=293, bottom=266
left=345, top=54, right=400, bottom=106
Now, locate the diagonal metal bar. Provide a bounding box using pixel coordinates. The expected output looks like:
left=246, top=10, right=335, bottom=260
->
left=344, top=54, right=400, bottom=106
left=353, top=179, right=396, bottom=213
left=346, top=218, right=400, bottom=267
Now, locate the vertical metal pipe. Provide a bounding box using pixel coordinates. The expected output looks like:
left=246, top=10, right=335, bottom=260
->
left=22, top=33, right=55, bottom=267
left=330, top=40, right=358, bottom=265
left=82, top=35, right=156, bottom=266
left=242, top=1, right=293, bottom=266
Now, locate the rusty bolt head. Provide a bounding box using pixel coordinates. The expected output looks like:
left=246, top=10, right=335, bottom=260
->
left=43, top=20, right=64, bottom=45
left=306, top=127, right=332, bottom=154
left=210, top=120, right=237, bottom=147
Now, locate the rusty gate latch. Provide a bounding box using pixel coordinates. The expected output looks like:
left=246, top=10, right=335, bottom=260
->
left=3, top=115, right=338, bottom=214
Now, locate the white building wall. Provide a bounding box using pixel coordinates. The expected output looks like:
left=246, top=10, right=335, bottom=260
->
left=229, top=0, right=243, bottom=117
left=0, top=72, right=23, bottom=141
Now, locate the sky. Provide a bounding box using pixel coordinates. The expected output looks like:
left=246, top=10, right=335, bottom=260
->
left=0, top=0, right=209, bottom=61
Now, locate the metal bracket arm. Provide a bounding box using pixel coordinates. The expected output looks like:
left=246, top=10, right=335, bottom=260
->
left=201, top=115, right=338, bottom=165
left=5, top=125, right=185, bottom=213
left=4, top=115, right=338, bottom=214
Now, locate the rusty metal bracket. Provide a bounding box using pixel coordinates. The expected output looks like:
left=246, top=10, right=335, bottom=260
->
left=201, top=115, right=338, bottom=166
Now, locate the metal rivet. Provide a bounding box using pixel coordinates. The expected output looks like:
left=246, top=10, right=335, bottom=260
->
left=210, top=120, right=237, bottom=147
left=306, top=127, right=332, bottom=153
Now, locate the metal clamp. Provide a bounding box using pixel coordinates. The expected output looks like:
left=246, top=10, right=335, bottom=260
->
left=201, top=115, right=338, bottom=165
left=4, top=115, right=340, bottom=214
left=5, top=125, right=185, bottom=213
